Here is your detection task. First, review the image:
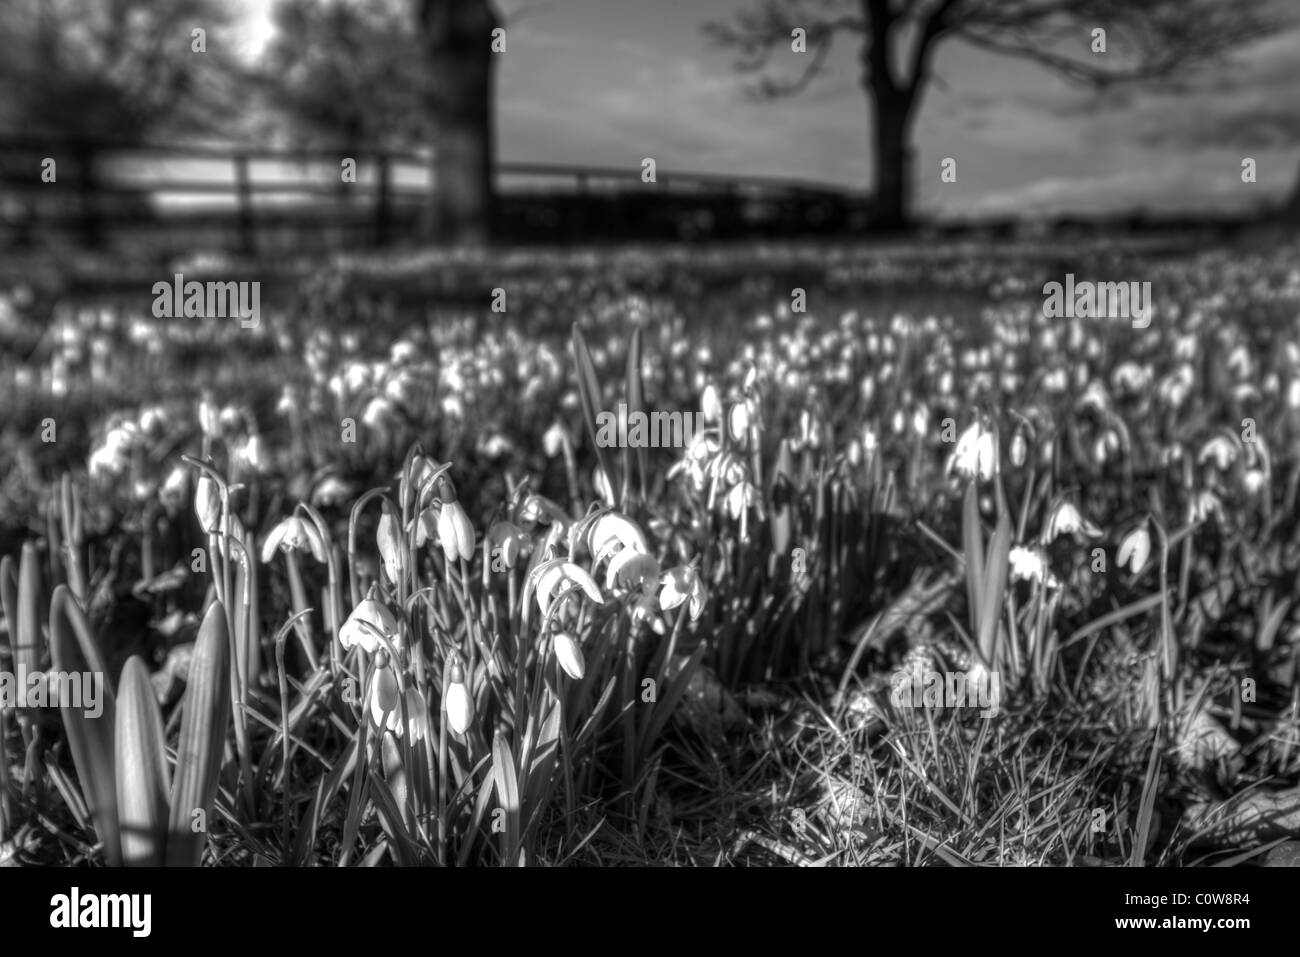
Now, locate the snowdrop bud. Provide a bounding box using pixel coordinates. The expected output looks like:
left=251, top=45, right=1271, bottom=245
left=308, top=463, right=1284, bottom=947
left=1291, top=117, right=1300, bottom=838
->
left=242, top=434, right=267, bottom=472
left=701, top=383, right=722, bottom=424
left=198, top=396, right=220, bottom=438
left=159, top=462, right=188, bottom=512
left=728, top=402, right=750, bottom=441
left=437, top=500, right=476, bottom=564
left=194, top=475, right=221, bottom=534
left=1009, top=428, right=1027, bottom=469
left=376, top=503, right=402, bottom=584
left=553, top=632, right=585, bottom=680
left=445, top=659, right=473, bottom=735
left=1116, top=523, right=1152, bottom=575
left=542, top=421, right=566, bottom=458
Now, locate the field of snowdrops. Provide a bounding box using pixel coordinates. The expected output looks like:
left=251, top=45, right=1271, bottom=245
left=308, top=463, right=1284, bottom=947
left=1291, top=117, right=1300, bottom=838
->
left=3, top=233, right=1300, bottom=866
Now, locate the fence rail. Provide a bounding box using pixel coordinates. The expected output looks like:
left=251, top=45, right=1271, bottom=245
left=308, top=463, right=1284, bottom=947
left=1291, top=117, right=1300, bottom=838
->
left=0, top=136, right=861, bottom=248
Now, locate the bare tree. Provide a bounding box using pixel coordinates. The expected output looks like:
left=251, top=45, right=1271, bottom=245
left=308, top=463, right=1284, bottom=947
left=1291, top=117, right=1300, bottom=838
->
left=705, top=0, right=1277, bottom=229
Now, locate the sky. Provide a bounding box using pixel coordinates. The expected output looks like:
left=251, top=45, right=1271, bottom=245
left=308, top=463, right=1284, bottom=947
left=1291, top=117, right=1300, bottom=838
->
left=245, top=0, right=1300, bottom=219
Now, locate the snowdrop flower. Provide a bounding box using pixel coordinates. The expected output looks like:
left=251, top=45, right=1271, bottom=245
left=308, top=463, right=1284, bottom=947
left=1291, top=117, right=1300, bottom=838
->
left=1117, top=523, right=1152, bottom=575
left=198, top=396, right=220, bottom=438
left=604, top=549, right=660, bottom=593
left=1092, top=429, right=1121, bottom=466
left=390, top=339, right=418, bottom=365
left=528, top=560, right=604, bottom=618
left=486, top=521, right=530, bottom=570
left=1197, top=435, right=1239, bottom=471
left=435, top=500, right=476, bottom=564
left=376, top=504, right=402, bottom=583
left=911, top=404, right=929, bottom=437
left=367, top=670, right=427, bottom=740
left=237, top=434, right=267, bottom=473
left=1077, top=381, right=1110, bottom=415
left=218, top=404, right=244, bottom=435
left=950, top=420, right=996, bottom=483
left=1041, top=500, right=1102, bottom=544
left=1009, top=427, right=1028, bottom=468
left=444, top=657, right=474, bottom=735
left=159, top=462, right=188, bottom=512
left=261, top=514, right=327, bottom=563
left=139, top=405, right=167, bottom=434
left=362, top=396, right=393, bottom=431
left=88, top=422, right=138, bottom=479
left=701, top=383, right=722, bottom=424
left=1042, top=368, right=1068, bottom=393
left=401, top=688, right=430, bottom=742
left=1226, top=343, right=1252, bottom=378
left=339, top=597, right=400, bottom=654
left=369, top=665, right=402, bottom=734
left=553, top=632, right=585, bottom=680
left=586, top=511, right=649, bottom=565
left=1008, top=546, right=1057, bottom=588
left=542, top=421, right=566, bottom=458
left=310, top=474, right=352, bottom=508
left=725, top=481, right=762, bottom=520
left=629, top=593, right=667, bottom=635
left=1188, top=491, right=1222, bottom=524
left=1110, top=361, right=1151, bottom=395
left=659, top=565, right=708, bottom=620
left=194, top=476, right=222, bottom=535
left=1157, top=365, right=1195, bottom=409
left=728, top=402, right=752, bottom=442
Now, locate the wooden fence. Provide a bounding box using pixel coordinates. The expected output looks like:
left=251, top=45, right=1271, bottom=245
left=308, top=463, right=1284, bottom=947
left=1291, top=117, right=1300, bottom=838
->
left=0, top=136, right=863, bottom=249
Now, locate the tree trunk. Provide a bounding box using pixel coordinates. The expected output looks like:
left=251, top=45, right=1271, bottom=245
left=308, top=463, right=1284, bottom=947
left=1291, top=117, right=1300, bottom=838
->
left=870, top=87, right=916, bottom=232
left=1284, top=158, right=1300, bottom=222
left=419, top=0, right=497, bottom=245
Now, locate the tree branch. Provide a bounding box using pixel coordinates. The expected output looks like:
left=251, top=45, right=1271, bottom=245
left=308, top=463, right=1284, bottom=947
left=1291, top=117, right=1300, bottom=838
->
left=703, top=1, right=864, bottom=99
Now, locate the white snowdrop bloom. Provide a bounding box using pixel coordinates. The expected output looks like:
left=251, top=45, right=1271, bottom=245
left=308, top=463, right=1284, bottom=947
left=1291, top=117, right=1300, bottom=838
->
left=1008, top=546, right=1057, bottom=587
left=949, top=419, right=997, bottom=482
left=1197, top=435, right=1239, bottom=471
left=1041, top=500, right=1102, bottom=544
left=1188, top=491, right=1222, bottom=523
left=1116, top=524, right=1152, bottom=575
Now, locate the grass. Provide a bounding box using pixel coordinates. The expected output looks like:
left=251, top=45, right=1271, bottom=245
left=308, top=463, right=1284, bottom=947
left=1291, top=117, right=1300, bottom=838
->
left=2, top=233, right=1300, bottom=867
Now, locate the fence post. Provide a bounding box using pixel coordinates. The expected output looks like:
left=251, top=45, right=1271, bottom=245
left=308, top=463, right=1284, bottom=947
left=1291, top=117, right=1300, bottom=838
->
left=75, top=140, right=102, bottom=247
left=233, top=152, right=254, bottom=255
left=374, top=153, right=391, bottom=246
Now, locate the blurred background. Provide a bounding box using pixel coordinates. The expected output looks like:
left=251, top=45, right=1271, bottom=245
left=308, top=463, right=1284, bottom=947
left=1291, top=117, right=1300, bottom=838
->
left=0, top=0, right=1296, bottom=258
